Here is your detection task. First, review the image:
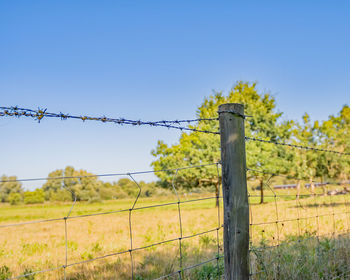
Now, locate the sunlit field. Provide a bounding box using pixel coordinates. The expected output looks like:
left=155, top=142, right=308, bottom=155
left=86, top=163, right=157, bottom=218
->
left=1, top=184, right=350, bottom=279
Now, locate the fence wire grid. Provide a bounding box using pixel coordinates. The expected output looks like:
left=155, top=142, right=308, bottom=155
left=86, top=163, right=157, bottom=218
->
left=246, top=169, right=350, bottom=279
left=0, top=163, right=224, bottom=280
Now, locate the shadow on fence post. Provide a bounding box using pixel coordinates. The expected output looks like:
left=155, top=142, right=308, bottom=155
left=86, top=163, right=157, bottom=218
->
left=219, top=103, right=249, bottom=280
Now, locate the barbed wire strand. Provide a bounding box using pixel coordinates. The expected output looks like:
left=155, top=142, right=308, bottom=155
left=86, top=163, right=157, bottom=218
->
left=0, top=106, right=220, bottom=134
left=245, top=136, right=350, bottom=156
left=2, top=106, right=349, bottom=156
left=0, top=106, right=219, bottom=124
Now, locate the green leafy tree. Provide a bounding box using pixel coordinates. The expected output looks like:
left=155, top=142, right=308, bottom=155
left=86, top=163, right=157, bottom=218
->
left=318, top=105, right=350, bottom=184
left=0, top=175, right=23, bottom=203
left=152, top=81, right=292, bottom=203
left=289, top=113, right=321, bottom=194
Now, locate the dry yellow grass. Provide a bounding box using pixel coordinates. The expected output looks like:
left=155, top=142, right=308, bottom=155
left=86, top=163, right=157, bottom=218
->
left=0, top=195, right=222, bottom=279
left=1, top=187, right=350, bottom=279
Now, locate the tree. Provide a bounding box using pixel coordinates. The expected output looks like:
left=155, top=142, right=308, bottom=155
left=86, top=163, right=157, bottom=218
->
left=0, top=175, right=23, bottom=203
left=151, top=81, right=292, bottom=203
left=289, top=113, right=321, bottom=195
left=318, top=105, right=350, bottom=184
left=42, top=166, right=103, bottom=202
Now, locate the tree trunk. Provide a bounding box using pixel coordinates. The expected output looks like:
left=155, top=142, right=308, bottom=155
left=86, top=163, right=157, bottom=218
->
left=260, top=179, right=264, bottom=204
left=198, top=178, right=220, bottom=207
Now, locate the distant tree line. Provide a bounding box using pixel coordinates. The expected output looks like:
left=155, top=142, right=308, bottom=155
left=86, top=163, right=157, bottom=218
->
left=0, top=166, right=168, bottom=205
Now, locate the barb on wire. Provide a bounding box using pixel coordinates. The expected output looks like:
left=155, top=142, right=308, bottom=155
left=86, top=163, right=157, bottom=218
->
left=246, top=136, right=350, bottom=156
left=217, top=109, right=252, bottom=119
left=0, top=106, right=219, bottom=134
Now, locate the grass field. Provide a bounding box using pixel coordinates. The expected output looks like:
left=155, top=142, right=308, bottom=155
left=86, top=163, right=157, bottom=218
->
left=1, top=185, right=350, bottom=279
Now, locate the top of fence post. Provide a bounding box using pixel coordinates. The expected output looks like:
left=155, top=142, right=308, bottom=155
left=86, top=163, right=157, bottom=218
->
left=218, top=103, right=249, bottom=280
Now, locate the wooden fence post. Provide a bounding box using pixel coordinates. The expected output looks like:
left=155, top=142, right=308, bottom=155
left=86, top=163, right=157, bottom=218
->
left=218, top=103, right=249, bottom=280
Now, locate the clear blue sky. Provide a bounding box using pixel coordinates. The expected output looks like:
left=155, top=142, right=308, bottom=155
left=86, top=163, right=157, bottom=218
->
left=1, top=1, right=349, bottom=190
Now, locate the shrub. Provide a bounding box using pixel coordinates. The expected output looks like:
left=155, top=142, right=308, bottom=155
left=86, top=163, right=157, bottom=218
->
left=23, top=189, right=45, bottom=204
left=99, top=186, right=118, bottom=200
left=88, top=196, right=102, bottom=204
left=8, top=192, right=22, bottom=205
left=49, top=189, right=73, bottom=202
left=113, top=187, right=128, bottom=199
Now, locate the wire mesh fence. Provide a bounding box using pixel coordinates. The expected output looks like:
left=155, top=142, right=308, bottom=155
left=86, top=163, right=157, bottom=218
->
left=0, top=163, right=224, bottom=280
left=247, top=171, right=350, bottom=279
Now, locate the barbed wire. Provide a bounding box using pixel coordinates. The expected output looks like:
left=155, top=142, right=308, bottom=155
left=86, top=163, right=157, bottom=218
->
left=2, top=106, right=349, bottom=157
left=246, top=136, right=350, bottom=156
left=0, top=106, right=219, bottom=124
left=219, top=109, right=349, bottom=156
left=0, top=106, right=220, bottom=134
